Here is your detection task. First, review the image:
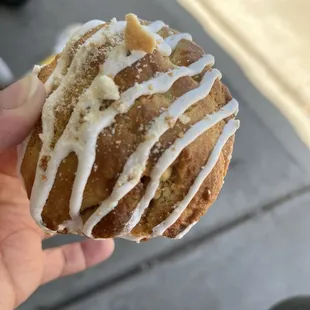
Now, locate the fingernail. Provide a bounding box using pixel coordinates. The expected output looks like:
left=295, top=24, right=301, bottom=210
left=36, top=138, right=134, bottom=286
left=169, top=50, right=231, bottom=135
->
left=0, top=74, right=39, bottom=110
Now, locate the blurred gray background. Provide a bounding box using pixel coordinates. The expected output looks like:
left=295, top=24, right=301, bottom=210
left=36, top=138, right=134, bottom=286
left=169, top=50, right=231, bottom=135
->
left=1, top=0, right=310, bottom=309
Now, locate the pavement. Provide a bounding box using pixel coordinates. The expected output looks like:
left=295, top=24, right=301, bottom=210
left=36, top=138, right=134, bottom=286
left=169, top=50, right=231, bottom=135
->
left=0, top=1, right=310, bottom=309
left=180, top=0, right=310, bottom=148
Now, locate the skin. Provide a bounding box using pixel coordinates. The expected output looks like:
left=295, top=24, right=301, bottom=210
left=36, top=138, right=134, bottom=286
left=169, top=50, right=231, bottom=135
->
left=0, top=75, right=114, bottom=310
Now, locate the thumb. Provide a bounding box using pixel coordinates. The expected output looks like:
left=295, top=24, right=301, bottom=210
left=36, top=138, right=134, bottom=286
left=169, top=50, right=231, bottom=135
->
left=0, top=74, right=46, bottom=153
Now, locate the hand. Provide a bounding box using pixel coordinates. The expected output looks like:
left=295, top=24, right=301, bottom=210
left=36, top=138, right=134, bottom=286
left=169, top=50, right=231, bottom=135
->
left=0, top=75, right=114, bottom=310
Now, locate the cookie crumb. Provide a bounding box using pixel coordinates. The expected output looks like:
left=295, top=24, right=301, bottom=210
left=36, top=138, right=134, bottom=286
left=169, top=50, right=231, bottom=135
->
left=92, top=75, right=120, bottom=101
left=179, top=114, right=191, bottom=125
left=93, top=164, right=98, bottom=172
left=125, top=13, right=156, bottom=53
left=154, top=188, right=162, bottom=200
left=165, top=115, right=175, bottom=128
left=161, top=167, right=172, bottom=182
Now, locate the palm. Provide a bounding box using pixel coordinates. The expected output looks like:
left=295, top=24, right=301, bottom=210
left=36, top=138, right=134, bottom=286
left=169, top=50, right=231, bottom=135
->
left=0, top=149, right=44, bottom=308
left=0, top=149, right=114, bottom=309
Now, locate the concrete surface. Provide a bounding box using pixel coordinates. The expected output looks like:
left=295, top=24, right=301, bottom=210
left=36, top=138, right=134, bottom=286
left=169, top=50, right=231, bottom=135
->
left=180, top=0, right=310, bottom=148
left=0, top=1, right=310, bottom=310
left=63, top=191, right=310, bottom=310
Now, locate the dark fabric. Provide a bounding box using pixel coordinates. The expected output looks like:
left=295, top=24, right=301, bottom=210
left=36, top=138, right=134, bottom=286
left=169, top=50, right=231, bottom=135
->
left=270, top=297, right=310, bottom=310
left=1, top=0, right=29, bottom=6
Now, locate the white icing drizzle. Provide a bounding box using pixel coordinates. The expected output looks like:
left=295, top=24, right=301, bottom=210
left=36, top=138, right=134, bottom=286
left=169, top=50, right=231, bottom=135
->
left=83, top=63, right=217, bottom=237
left=102, top=22, right=172, bottom=78
left=32, top=65, right=43, bottom=76
left=118, top=234, right=144, bottom=243
left=45, top=20, right=106, bottom=93
left=145, top=20, right=172, bottom=55
left=111, top=54, right=214, bottom=114
left=40, top=25, right=117, bottom=155
left=30, top=19, right=171, bottom=229
left=103, top=46, right=146, bottom=78
left=145, top=20, right=166, bottom=33
left=152, top=119, right=240, bottom=237
left=102, top=21, right=193, bottom=78
left=30, top=21, right=126, bottom=228
left=124, top=99, right=238, bottom=234
left=165, top=33, right=192, bottom=50
left=175, top=222, right=197, bottom=240
left=26, top=17, right=239, bottom=240
left=153, top=34, right=172, bottom=56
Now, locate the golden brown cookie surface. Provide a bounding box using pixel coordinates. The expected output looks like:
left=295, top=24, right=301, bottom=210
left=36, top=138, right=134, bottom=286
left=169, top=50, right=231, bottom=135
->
left=20, top=14, right=239, bottom=242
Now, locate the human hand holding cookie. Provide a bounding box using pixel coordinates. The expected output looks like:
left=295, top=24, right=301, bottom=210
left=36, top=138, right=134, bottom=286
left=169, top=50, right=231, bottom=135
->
left=0, top=75, right=113, bottom=310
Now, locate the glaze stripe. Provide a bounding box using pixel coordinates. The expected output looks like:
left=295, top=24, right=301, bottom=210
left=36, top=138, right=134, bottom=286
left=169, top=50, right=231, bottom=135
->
left=83, top=68, right=221, bottom=237
left=124, top=99, right=238, bottom=234
left=152, top=119, right=240, bottom=237
left=25, top=17, right=239, bottom=241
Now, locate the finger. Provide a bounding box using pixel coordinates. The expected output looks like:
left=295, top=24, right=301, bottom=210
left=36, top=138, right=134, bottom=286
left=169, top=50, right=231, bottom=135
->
left=42, top=233, right=55, bottom=239
left=42, top=238, right=114, bottom=284
left=0, top=57, right=14, bottom=90
left=0, top=74, right=45, bottom=153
